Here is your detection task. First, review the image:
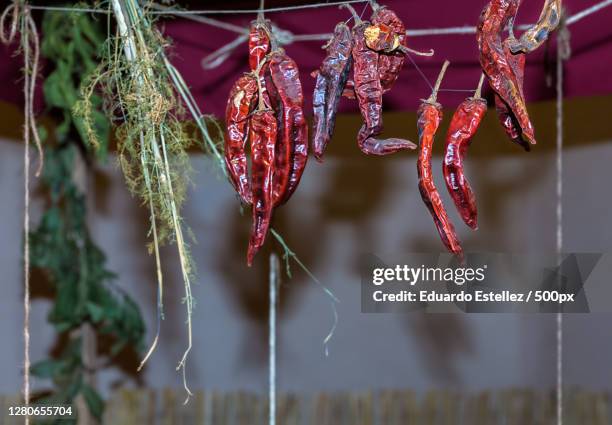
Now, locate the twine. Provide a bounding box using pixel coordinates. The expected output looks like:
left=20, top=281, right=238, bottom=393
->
left=23, top=0, right=612, bottom=74
left=152, top=0, right=369, bottom=15
left=1, top=2, right=44, bottom=421
left=22, top=11, right=31, bottom=421
left=555, top=14, right=571, bottom=425
left=23, top=0, right=612, bottom=30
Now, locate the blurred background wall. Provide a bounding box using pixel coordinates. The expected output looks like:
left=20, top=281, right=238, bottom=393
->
left=0, top=94, right=611, bottom=398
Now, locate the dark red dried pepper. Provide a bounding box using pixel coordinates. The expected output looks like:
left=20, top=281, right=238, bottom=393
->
left=342, top=6, right=433, bottom=100
left=417, top=62, right=463, bottom=257
left=261, top=64, right=289, bottom=206
left=443, top=75, right=487, bottom=230
left=312, top=22, right=353, bottom=161
left=370, top=6, right=407, bottom=93
left=247, top=89, right=277, bottom=266
left=224, top=74, right=258, bottom=204
left=477, top=0, right=536, bottom=146
left=248, top=20, right=272, bottom=71
left=267, top=49, right=309, bottom=204
left=352, top=22, right=416, bottom=155
left=494, top=39, right=530, bottom=151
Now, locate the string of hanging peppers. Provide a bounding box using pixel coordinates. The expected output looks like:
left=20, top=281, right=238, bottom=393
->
left=223, top=0, right=563, bottom=260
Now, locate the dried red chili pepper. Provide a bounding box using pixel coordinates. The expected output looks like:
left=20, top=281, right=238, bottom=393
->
left=477, top=0, right=536, bottom=146
left=342, top=5, right=433, bottom=99
left=507, top=0, right=561, bottom=54
left=494, top=39, right=531, bottom=151
left=224, top=74, right=259, bottom=204
left=352, top=21, right=416, bottom=155
left=417, top=61, right=463, bottom=257
left=370, top=6, right=407, bottom=93
left=247, top=81, right=277, bottom=266
left=443, top=74, right=487, bottom=230
left=266, top=49, right=309, bottom=204
left=261, top=63, right=289, bottom=205
left=312, top=22, right=353, bottom=161
left=248, top=20, right=272, bottom=71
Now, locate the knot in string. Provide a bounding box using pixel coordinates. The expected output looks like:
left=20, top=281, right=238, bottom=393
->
left=271, top=25, right=294, bottom=46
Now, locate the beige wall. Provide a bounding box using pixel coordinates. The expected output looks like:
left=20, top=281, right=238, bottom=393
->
left=0, top=96, right=611, bottom=396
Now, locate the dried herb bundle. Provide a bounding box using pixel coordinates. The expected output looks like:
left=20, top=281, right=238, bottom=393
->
left=31, top=9, right=145, bottom=422
left=75, top=0, right=199, bottom=399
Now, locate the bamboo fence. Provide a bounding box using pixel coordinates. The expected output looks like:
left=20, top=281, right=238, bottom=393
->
left=1, top=389, right=610, bottom=424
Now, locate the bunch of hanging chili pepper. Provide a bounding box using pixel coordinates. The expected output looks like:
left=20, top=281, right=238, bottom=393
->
left=417, top=61, right=463, bottom=258
left=477, top=0, right=562, bottom=150
left=312, top=4, right=433, bottom=160
left=225, top=19, right=308, bottom=265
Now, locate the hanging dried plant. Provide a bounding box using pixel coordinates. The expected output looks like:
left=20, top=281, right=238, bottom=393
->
left=75, top=0, right=206, bottom=401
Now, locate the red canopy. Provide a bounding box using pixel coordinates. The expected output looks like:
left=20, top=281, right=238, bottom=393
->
left=2, top=0, right=611, bottom=117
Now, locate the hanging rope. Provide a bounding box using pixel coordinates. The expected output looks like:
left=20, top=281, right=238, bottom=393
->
left=149, top=3, right=248, bottom=34
left=152, top=0, right=370, bottom=15
left=567, top=0, right=612, bottom=24
left=1, top=2, right=44, bottom=421
left=555, top=12, right=571, bottom=425
left=21, top=8, right=32, bottom=422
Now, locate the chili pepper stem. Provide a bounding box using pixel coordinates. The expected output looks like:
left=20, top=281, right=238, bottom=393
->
left=474, top=73, right=486, bottom=99
left=257, top=0, right=265, bottom=21
left=255, top=19, right=279, bottom=52
left=253, top=58, right=269, bottom=111
left=428, top=60, right=450, bottom=103
left=256, top=80, right=266, bottom=111
left=508, top=15, right=517, bottom=40
left=401, top=46, right=435, bottom=57
left=340, top=3, right=362, bottom=24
